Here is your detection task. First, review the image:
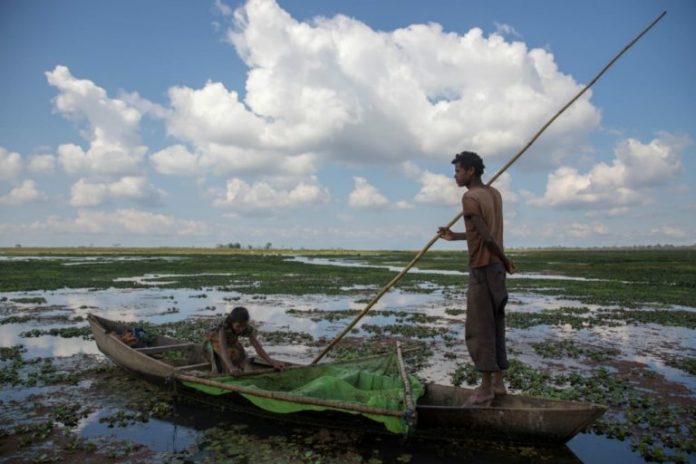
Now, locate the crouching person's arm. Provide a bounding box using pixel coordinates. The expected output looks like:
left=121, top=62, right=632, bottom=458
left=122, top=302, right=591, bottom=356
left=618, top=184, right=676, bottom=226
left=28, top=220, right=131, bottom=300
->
left=250, top=334, right=285, bottom=371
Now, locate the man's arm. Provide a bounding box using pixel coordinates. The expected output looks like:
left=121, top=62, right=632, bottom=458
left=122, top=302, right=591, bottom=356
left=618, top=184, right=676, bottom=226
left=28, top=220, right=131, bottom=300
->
left=218, top=327, right=240, bottom=375
left=438, top=194, right=471, bottom=241
left=464, top=198, right=515, bottom=274
left=437, top=227, right=466, bottom=241
left=250, top=335, right=284, bottom=370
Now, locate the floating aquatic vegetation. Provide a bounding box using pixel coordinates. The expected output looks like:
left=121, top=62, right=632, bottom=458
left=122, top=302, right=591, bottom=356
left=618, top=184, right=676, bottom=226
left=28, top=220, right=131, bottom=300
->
left=137, top=318, right=212, bottom=342
left=14, top=421, right=55, bottom=447
left=361, top=323, right=450, bottom=339
left=11, top=297, right=47, bottom=304
left=286, top=308, right=360, bottom=322
left=99, top=409, right=150, bottom=428
left=0, top=353, right=84, bottom=388
left=1, top=248, right=694, bottom=462
left=195, top=424, right=368, bottom=463
left=507, top=306, right=696, bottom=330
left=531, top=339, right=621, bottom=362
left=62, top=432, right=98, bottom=454
left=618, top=309, right=696, bottom=329
left=506, top=306, right=603, bottom=329
left=19, top=326, right=93, bottom=339
left=155, top=307, right=180, bottom=315
left=260, top=330, right=315, bottom=345
left=450, top=363, right=480, bottom=387
left=286, top=308, right=442, bottom=325
left=665, top=356, right=696, bottom=376
left=0, top=344, right=26, bottom=361
left=0, top=315, right=33, bottom=324
left=50, top=403, right=91, bottom=427
left=1, top=314, right=84, bottom=325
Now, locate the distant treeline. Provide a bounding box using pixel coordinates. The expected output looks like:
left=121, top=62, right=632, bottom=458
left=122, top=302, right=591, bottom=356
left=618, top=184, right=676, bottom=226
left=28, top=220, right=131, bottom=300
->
left=511, top=244, right=696, bottom=251
left=216, top=242, right=274, bottom=250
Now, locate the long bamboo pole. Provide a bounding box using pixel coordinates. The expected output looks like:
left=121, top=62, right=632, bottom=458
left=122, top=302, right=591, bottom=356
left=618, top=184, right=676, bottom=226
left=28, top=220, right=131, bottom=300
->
left=311, top=10, right=667, bottom=364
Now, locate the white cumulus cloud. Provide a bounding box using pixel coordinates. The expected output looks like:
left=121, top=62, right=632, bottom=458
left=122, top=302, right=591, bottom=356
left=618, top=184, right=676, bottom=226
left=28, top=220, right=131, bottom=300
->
left=70, top=177, right=166, bottom=207
left=28, top=154, right=56, bottom=173
left=0, top=180, right=46, bottom=206
left=525, top=133, right=691, bottom=209
left=348, top=177, right=390, bottom=209
left=650, top=225, right=687, bottom=239
left=102, top=209, right=208, bottom=235
left=167, top=82, right=265, bottom=148
left=150, top=145, right=201, bottom=176
left=413, top=170, right=518, bottom=222
left=494, top=22, right=522, bottom=39
left=542, top=221, right=609, bottom=240
left=21, top=209, right=209, bottom=236
left=0, top=147, right=22, bottom=182
left=213, top=176, right=329, bottom=209
left=198, top=144, right=317, bottom=177
left=414, top=171, right=461, bottom=206
left=46, top=65, right=147, bottom=177
left=159, top=0, right=599, bottom=178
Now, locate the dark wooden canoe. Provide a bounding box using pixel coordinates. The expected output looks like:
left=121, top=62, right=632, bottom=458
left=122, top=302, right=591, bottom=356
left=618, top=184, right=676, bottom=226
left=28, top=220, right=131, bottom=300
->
left=88, top=313, right=605, bottom=444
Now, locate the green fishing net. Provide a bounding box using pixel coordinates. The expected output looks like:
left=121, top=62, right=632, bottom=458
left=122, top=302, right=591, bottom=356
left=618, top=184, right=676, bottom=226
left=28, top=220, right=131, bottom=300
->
left=182, top=353, right=424, bottom=434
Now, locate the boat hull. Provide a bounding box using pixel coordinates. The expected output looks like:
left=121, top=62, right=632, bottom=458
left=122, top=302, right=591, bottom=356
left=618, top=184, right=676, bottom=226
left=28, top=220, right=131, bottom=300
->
left=88, top=314, right=605, bottom=444
left=417, top=384, right=605, bottom=443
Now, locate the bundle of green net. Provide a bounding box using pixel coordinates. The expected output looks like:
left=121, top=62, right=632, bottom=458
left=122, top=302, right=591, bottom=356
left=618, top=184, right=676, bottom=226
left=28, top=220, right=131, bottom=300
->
left=182, top=353, right=424, bottom=434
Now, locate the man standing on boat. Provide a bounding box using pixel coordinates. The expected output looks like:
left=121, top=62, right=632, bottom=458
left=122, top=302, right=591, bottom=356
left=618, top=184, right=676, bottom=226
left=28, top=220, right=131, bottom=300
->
left=438, top=151, right=515, bottom=406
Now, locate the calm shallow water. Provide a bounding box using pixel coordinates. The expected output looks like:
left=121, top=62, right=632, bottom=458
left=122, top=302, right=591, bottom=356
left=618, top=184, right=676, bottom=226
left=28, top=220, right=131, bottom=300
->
left=2, top=284, right=694, bottom=389
left=1, top=260, right=694, bottom=462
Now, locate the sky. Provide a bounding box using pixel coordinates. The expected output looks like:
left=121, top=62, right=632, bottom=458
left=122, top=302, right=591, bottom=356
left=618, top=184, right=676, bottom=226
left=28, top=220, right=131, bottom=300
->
left=1, top=0, right=694, bottom=250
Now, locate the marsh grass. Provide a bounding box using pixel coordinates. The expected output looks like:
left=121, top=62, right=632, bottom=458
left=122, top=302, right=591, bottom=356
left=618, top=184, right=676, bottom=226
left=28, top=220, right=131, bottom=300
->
left=507, top=307, right=696, bottom=330
left=3, top=248, right=694, bottom=307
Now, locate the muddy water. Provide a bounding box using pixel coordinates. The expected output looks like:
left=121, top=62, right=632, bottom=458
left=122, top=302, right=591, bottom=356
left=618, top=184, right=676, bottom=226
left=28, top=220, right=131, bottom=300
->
left=1, top=269, right=694, bottom=462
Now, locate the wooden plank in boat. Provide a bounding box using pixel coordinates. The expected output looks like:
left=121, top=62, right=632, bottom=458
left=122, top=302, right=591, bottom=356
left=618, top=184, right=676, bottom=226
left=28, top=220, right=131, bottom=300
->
left=175, top=362, right=210, bottom=372
left=136, top=343, right=196, bottom=354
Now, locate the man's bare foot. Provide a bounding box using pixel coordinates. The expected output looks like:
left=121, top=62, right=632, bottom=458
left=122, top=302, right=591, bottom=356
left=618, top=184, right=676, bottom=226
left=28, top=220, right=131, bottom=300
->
left=493, top=372, right=507, bottom=396
left=494, top=385, right=507, bottom=396
left=464, top=387, right=495, bottom=407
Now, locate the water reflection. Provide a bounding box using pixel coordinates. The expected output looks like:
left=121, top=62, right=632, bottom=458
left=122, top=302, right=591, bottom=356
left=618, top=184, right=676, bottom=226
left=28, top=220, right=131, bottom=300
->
left=77, top=407, right=199, bottom=453
left=0, top=286, right=445, bottom=358
left=568, top=433, right=645, bottom=464
left=0, top=324, right=100, bottom=358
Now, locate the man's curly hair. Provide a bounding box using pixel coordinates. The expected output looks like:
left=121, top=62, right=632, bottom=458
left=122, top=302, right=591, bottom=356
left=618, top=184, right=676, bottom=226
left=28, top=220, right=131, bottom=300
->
left=451, top=151, right=485, bottom=176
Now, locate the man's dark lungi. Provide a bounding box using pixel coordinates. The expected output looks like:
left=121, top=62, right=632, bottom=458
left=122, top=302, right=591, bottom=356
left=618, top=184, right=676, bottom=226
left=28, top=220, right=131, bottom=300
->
left=465, top=262, right=509, bottom=372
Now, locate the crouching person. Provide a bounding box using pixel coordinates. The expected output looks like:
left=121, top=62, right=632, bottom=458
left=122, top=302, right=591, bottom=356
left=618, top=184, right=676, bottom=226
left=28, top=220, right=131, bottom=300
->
left=205, top=306, right=284, bottom=375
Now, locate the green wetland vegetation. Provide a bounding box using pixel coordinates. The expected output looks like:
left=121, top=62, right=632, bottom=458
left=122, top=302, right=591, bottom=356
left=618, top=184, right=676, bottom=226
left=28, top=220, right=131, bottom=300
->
left=1, top=247, right=694, bottom=307
left=0, top=247, right=695, bottom=463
